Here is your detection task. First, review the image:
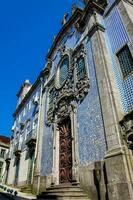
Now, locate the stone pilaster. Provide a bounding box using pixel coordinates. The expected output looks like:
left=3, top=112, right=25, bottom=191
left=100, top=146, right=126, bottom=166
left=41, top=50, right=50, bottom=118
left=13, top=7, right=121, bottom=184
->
left=33, top=82, right=46, bottom=194
left=89, top=10, right=133, bottom=200
left=118, top=0, right=133, bottom=43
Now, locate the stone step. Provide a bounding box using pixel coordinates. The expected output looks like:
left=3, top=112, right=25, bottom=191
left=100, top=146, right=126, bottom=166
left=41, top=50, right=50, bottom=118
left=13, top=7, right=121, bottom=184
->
left=46, top=185, right=80, bottom=192
left=37, top=185, right=90, bottom=200
left=42, top=191, right=86, bottom=196
left=20, top=187, right=32, bottom=194
left=45, top=187, right=84, bottom=193
left=38, top=197, right=89, bottom=200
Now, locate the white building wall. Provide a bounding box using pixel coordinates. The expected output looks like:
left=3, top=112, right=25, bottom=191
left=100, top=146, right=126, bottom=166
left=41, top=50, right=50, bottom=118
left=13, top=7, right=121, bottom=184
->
left=0, top=146, right=9, bottom=183
left=7, top=157, right=16, bottom=185
left=18, top=150, right=29, bottom=184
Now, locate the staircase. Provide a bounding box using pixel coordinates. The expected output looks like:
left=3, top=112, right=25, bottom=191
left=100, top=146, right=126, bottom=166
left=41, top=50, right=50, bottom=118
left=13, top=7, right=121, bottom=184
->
left=20, top=184, right=32, bottom=193
left=37, top=184, right=90, bottom=200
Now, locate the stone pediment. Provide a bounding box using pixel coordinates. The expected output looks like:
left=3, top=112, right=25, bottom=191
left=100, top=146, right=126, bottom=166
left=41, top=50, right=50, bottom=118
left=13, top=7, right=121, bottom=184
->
left=47, top=8, right=83, bottom=60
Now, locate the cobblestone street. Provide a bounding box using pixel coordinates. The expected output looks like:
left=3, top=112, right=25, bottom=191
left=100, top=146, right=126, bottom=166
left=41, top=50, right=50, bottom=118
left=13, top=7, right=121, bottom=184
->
left=0, top=193, right=12, bottom=200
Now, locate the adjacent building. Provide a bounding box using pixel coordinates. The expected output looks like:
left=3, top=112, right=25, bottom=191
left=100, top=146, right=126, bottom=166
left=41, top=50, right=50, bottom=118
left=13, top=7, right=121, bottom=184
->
left=0, top=135, right=10, bottom=183
left=6, top=0, right=133, bottom=199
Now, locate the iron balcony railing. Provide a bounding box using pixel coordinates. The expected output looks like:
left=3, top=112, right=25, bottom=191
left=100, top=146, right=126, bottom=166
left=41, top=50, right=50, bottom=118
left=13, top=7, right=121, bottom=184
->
left=0, top=153, right=5, bottom=159
left=4, top=152, right=11, bottom=162
left=14, top=142, right=22, bottom=156
left=25, top=129, right=37, bottom=146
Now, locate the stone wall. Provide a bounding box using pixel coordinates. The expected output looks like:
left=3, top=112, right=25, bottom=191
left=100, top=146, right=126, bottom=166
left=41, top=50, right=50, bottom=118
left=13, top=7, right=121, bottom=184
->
left=18, top=150, right=29, bottom=184
left=7, top=157, right=16, bottom=185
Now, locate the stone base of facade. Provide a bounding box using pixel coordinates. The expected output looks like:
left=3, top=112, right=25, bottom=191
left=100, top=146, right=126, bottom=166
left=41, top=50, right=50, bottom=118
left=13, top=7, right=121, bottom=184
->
left=77, top=146, right=133, bottom=200
left=105, top=146, right=133, bottom=200
left=79, top=161, right=107, bottom=200
left=32, top=175, right=46, bottom=194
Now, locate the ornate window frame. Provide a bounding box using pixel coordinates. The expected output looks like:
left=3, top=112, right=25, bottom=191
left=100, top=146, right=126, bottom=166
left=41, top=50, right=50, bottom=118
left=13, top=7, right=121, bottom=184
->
left=115, top=43, right=133, bottom=80
left=55, top=54, right=70, bottom=90
left=73, top=43, right=90, bottom=102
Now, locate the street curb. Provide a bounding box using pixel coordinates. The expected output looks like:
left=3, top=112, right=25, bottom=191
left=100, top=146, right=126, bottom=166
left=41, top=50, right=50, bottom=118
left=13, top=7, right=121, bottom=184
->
left=0, top=192, right=35, bottom=200
left=0, top=192, right=14, bottom=200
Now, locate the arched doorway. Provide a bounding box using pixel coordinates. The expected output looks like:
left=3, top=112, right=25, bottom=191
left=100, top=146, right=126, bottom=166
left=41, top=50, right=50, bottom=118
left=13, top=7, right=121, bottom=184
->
left=58, top=116, right=72, bottom=184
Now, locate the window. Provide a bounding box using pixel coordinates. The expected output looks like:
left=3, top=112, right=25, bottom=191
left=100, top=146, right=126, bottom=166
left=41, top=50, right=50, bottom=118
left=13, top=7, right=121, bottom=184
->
left=0, top=149, right=5, bottom=158
left=26, top=120, right=31, bottom=134
left=49, top=89, right=54, bottom=108
left=33, top=117, right=38, bottom=130
left=0, top=161, right=3, bottom=176
left=29, top=100, right=32, bottom=110
left=117, top=45, right=133, bottom=78
left=18, top=114, right=21, bottom=123
left=76, top=56, right=86, bottom=80
left=23, top=108, right=26, bottom=117
left=59, top=56, right=69, bottom=85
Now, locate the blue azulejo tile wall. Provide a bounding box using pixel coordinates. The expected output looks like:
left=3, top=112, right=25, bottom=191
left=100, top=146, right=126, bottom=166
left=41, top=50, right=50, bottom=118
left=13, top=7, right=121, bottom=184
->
left=104, top=6, right=133, bottom=113
left=77, top=41, right=107, bottom=165
left=41, top=89, right=53, bottom=175
left=13, top=85, right=41, bottom=150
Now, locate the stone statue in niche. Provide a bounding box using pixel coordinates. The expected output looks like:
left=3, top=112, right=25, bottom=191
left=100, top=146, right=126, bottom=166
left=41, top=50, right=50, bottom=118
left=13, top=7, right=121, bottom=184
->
left=62, top=13, right=69, bottom=26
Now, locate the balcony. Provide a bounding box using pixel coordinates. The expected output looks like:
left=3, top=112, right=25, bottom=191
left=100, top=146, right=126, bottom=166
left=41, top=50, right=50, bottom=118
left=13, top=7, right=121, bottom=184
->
left=14, top=142, right=22, bottom=156
left=0, top=153, right=5, bottom=159
left=25, top=129, right=36, bottom=148
left=5, top=152, right=11, bottom=163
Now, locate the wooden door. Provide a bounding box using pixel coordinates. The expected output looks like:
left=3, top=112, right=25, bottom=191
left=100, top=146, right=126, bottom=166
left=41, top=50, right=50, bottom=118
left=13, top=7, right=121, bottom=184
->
left=58, top=117, right=72, bottom=184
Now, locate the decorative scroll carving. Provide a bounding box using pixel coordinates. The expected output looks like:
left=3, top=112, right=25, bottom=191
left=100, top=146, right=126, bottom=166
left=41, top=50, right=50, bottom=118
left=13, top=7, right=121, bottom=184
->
left=75, top=74, right=90, bottom=101
left=59, top=44, right=66, bottom=57
left=47, top=45, right=90, bottom=124
left=73, top=44, right=90, bottom=102
left=120, top=111, right=133, bottom=150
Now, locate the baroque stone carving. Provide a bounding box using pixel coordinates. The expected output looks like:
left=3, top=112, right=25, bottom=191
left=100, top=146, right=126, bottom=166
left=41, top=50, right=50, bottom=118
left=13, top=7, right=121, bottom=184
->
left=62, top=13, right=69, bottom=26
left=72, top=44, right=90, bottom=102
left=120, top=111, right=133, bottom=149
left=47, top=45, right=90, bottom=124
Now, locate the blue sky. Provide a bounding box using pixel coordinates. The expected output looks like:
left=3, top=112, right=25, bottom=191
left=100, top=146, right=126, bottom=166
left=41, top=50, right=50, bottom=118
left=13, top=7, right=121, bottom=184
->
left=0, top=0, right=83, bottom=136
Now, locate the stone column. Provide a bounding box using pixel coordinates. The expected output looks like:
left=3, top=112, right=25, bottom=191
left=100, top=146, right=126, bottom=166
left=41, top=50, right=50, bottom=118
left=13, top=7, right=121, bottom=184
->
left=70, top=102, right=80, bottom=184
left=89, top=11, right=133, bottom=200
left=33, top=81, right=46, bottom=194
left=51, top=114, right=60, bottom=186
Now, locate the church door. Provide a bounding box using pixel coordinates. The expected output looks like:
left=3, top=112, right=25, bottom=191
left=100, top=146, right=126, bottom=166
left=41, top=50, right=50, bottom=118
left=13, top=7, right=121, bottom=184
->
left=58, top=117, right=72, bottom=184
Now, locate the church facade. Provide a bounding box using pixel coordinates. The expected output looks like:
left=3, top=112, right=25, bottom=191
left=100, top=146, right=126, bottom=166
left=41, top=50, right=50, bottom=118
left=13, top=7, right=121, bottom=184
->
left=6, top=0, right=133, bottom=199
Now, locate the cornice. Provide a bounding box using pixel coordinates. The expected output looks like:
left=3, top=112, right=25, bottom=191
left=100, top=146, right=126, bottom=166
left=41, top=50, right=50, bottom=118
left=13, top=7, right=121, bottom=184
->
left=46, top=8, right=83, bottom=60
left=0, top=142, right=10, bottom=148
left=88, top=22, right=105, bottom=38
left=123, top=0, right=133, bottom=6
left=13, top=67, right=49, bottom=118
left=81, top=0, right=106, bottom=20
